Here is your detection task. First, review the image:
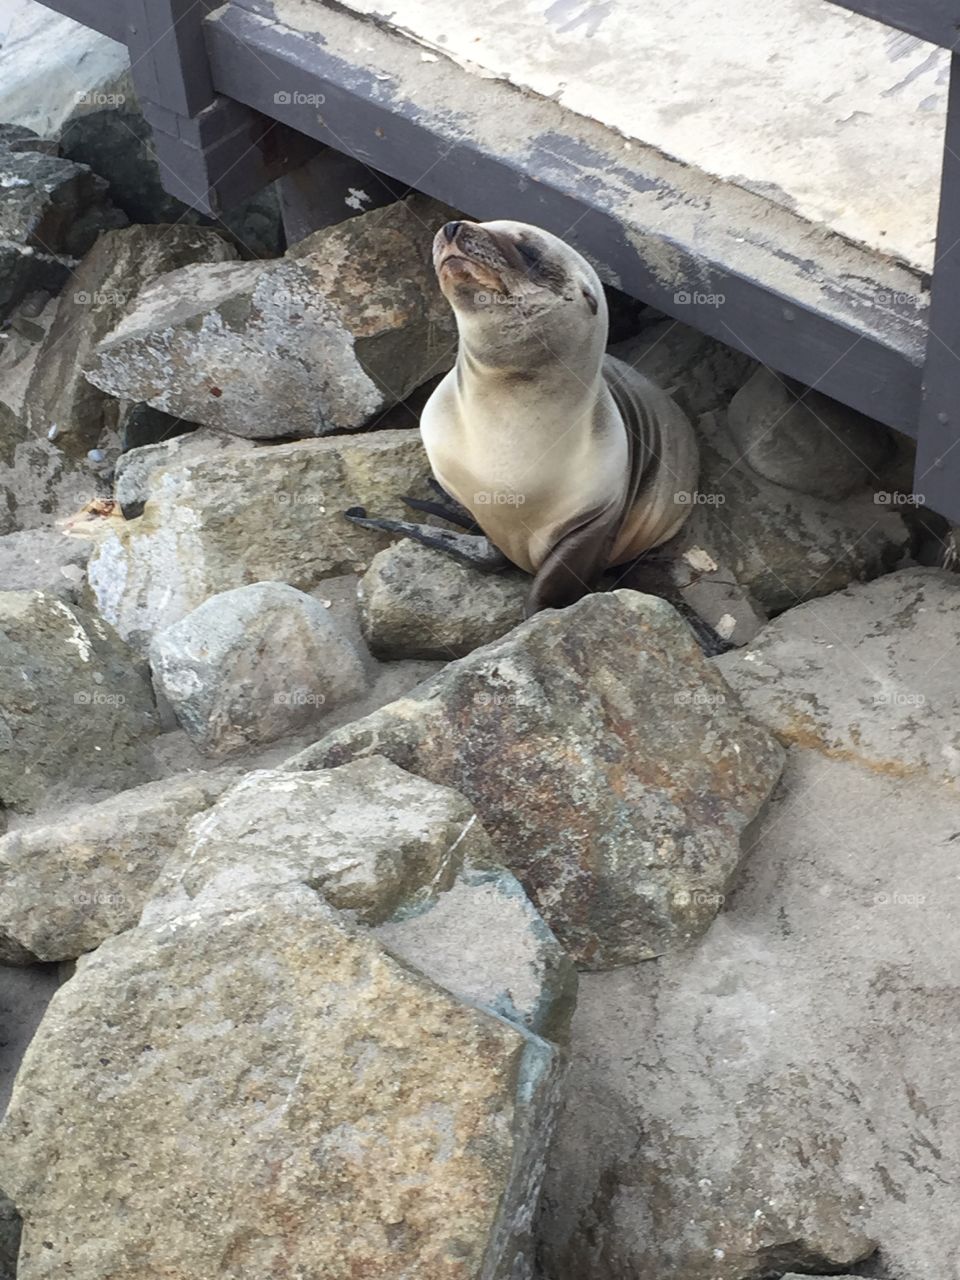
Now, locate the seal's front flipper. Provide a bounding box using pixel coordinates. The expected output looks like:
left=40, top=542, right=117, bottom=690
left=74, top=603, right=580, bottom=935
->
left=525, top=509, right=618, bottom=616
left=344, top=507, right=509, bottom=571
left=399, top=493, right=481, bottom=532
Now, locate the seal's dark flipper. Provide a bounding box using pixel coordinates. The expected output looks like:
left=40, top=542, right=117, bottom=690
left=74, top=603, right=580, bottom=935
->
left=525, top=509, right=619, bottom=616
left=344, top=507, right=509, bottom=571
left=399, top=493, right=481, bottom=532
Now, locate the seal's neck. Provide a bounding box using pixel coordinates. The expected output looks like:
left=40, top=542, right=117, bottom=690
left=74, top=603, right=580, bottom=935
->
left=456, top=343, right=602, bottom=420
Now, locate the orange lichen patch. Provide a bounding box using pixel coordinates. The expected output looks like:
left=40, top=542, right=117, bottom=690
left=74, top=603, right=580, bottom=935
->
left=60, top=497, right=124, bottom=538
left=772, top=710, right=927, bottom=782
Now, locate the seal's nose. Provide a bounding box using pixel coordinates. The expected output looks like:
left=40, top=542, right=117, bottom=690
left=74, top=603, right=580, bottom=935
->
left=442, top=220, right=462, bottom=244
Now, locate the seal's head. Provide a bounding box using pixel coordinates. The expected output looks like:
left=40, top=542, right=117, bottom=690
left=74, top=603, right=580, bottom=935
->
left=433, top=219, right=607, bottom=373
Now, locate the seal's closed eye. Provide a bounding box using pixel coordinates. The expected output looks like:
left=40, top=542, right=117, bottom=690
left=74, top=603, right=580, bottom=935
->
left=515, top=241, right=542, bottom=268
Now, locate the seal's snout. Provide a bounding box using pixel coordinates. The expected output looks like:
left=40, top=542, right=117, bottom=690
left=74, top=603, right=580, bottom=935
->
left=441, top=220, right=462, bottom=244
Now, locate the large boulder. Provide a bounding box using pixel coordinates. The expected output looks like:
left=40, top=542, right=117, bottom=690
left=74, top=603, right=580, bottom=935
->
left=689, top=411, right=911, bottom=613
left=0, top=527, right=88, bottom=600
left=0, top=772, right=235, bottom=964
left=609, top=320, right=755, bottom=416
left=359, top=538, right=528, bottom=659
left=24, top=224, right=236, bottom=462
left=86, top=196, right=460, bottom=438
left=728, top=366, right=895, bottom=499
left=0, top=591, right=157, bottom=812
left=290, top=591, right=785, bottom=968
left=86, top=428, right=433, bottom=653
left=537, top=747, right=960, bottom=1280
left=0, top=881, right=561, bottom=1279
left=717, top=567, right=960, bottom=786
left=148, top=582, right=366, bottom=755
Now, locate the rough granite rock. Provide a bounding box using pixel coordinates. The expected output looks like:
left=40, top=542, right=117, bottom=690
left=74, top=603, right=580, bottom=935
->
left=0, top=772, right=235, bottom=964
left=0, top=1193, right=18, bottom=1280
left=359, top=538, right=528, bottom=659
left=717, top=566, right=960, bottom=786
left=113, top=429, right=253, bottom=519
left=0, top=238, right=70, bottom=322
left=0, top=881, right=561, bottom=1280
left=149, top=582, right=366, bottom=755
left=689, top=411, right=911, bottom=613
left=728, top=366, right=894, bottom=499
left=290, top=590, right=785, bottom=968
left=375, top=860, right=577, bottom=1044
left=0, top=143, right=125, bottom=259
left=609, top=320, right=755, bottom=416
left=24, top=224, right=236, bottom=462
left=87, top=429, right=433, bottom=652
left=87, top=196, right=460, bottom=438
left=0, top=591, right=157, bottom=813
left=537, top=748, right=960, bottom=1280
left=0, top=528, right=89, bottom=601
left=143, top=757, right=490, bottom=928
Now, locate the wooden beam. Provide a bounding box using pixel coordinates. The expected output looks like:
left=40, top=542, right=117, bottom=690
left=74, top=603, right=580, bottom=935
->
left=915, top=54, right=960, bottom=521
left=124, top=0, right=217, bottom=118
left=825, top=0, right=960, bottom=50
left=31, top=0, right=127, bottom=44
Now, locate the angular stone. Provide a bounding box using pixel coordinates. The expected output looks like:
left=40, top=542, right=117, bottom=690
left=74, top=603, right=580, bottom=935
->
left=87, top=196, right=459, bottom=438
left=290, top=591, right=785, bottom=968
left=87, top=429, right=432, bottom=652
left=149, top=583, right=366, bottom=755
left=25, top=224, right=236, bottom=462
left=609, top=320, right=755, bottom=416
left=0, top=239, right=70, bottom=322
left=0, top=1193, right=18, bottom=1280
left=113, top=429, right=253, bottom=519
left=538, top=747, right=960, bottom=1280
left=728, top=366, right=894, bottom=499
left=0, top=144, right=125, bottom=259
left=0, top=590, right=157, bottom=813
left=359, top=538, right=528, bottom=659
left=717, top=566, right=960, bottom=786
left=0, top=772, right=235, bottom=964
left=0, top=881, right=560, bottom=1279
left=145, top=757, right=492, bottom=926
left=0, top=528, right=89, bottom=601
left=689, top=412, right=911, bottom=614
left=376, top=860, right=578, bottom=1044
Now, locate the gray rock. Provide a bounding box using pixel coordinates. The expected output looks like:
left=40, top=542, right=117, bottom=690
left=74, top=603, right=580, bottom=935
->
left=0, top=143, right=125, bottom=259
left=290, top=590, right=785, bottom=969
left=0, top=880, right=560, bottom=1280
left=359, top=538, right=528, bottom=659
left=689, top=411, right=911, bottom=614
left=113, top=429, right=253, bottom=519
left=0, top=124, right=53, bottom=156
left=144, top=756, right=490, bottom=928
left=717, top=566, right=960, bottom=787
left=609, top=320, right=755, bottom=416
left=375, top=860, right=578, bottom=1044
left=0, top=1192, right=18, bottom=1280
left=87, top=428, right=433, bottom=652
left=0, top=962, right=62, bottom=1116
left=0, top=238, right=70, bottom=321
left=0, top=528, right=88, bottom=601
left=0, top=590, right=157, bottom=812
left=538, top=747, right=960, bottom=1280
left=24, top=224, right=236, bottom=464
left=0, top=772, right=235, bottom=964
left=728, top=366, right=894, bottom=499
left=149, top=582, right=366, bottom=756
left=87, top=195, right=460, bottom=438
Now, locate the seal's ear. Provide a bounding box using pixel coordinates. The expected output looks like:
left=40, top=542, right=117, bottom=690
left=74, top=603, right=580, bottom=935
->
left=582, top=285, right=599, bottom=315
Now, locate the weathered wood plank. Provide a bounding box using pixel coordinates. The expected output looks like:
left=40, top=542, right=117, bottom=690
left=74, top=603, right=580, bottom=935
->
left=916, top=54, right=960, bottom=522
left=826, top=0, right=960, bottom=50
left=206, top=0, right=927, bottom=437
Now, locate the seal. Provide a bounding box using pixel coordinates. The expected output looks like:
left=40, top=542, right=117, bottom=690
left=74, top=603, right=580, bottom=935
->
left=416, top=218, right=700, bottom=613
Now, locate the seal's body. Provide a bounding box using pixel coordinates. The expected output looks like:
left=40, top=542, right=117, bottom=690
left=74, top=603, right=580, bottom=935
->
left=421, top=219, right=699, bottom=611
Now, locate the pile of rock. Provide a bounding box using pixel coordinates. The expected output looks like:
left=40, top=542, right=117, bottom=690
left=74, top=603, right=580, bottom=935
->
left=0, top=14, right=956, bottom=1277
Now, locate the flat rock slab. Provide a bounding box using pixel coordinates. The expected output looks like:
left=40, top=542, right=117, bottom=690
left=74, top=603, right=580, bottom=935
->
left=0, top=528, right=88, bottom=601
left=0, top=881, right=560, bottom=1280
left=149, top=582, right=366, bottom=755
left=291, top=591, right=785, bottom=968
left=144, top=757, right=493, bottom=928
left=86, top=428, right=433, bottom=653
left=717, top=567, right=960, bottom=787
left=0, top=772, right=235, bottom=963
left=87, top=195, right=459, bottom=438
left=0, top=591, right=157, bottom=812
left=537, top=748, right=960, bottom=1280
left=359, top=538, right=528, bottom=659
